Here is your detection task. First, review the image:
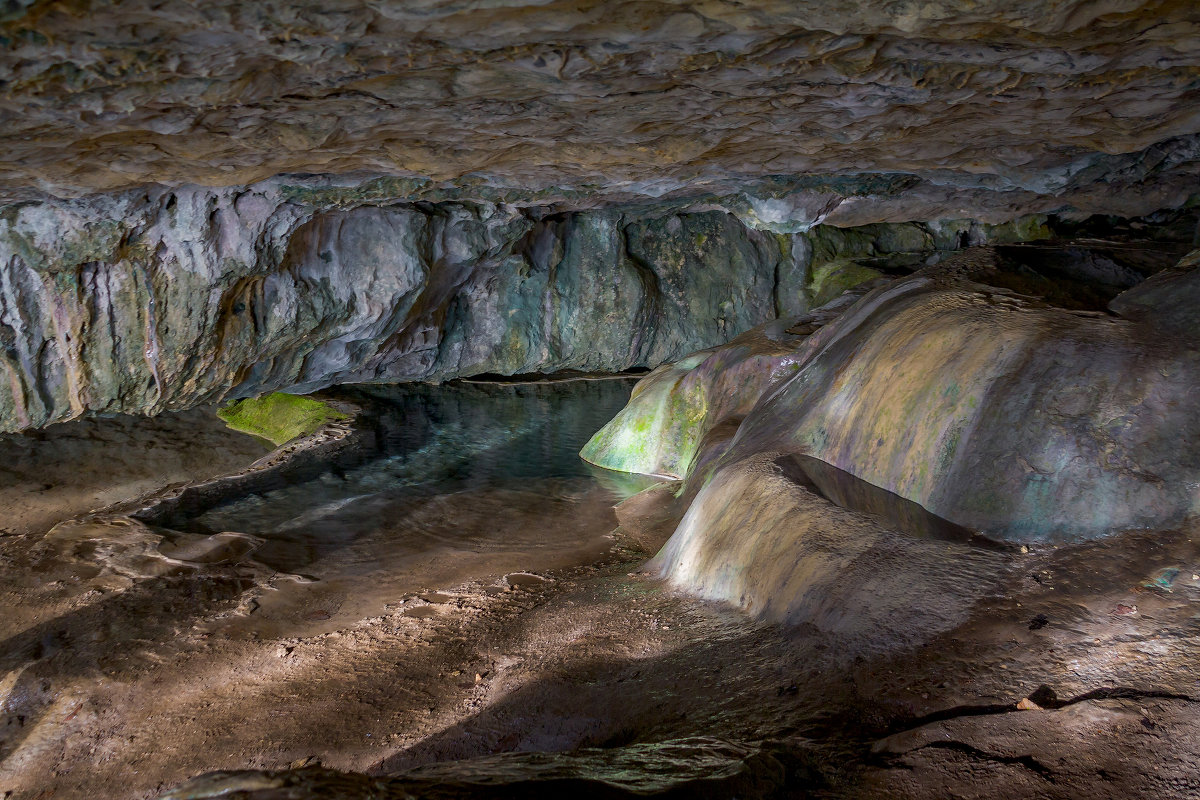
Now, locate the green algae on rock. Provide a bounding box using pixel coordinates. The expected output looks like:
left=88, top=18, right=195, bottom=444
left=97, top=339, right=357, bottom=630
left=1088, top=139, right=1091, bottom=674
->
left=217, top=393, right=348, bottom=446
left=580, top=288, right=876, bottom=479
left=806, top=259, right=886, bottom=308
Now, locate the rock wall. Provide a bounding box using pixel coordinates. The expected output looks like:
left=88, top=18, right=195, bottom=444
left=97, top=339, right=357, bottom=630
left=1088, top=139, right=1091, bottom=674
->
left=0, top=178, right=1074, bottom=432
left=0, top=192, right=747, bottom=430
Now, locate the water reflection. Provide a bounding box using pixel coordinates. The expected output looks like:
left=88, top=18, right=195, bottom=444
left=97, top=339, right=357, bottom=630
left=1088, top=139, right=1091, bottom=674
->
left=179, top=378, right=644, bottom=577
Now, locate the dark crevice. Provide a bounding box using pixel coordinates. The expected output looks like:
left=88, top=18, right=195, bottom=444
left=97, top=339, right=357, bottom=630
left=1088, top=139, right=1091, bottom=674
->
left=618, top=223, right=664, bottom=363
left=459, top=369, right=650, bottom=384
left=895, top=740, right=1058, bottom=781
left=882, top=685, right=1199, bottom=740
left=772, top=454, right=1009, bottom=551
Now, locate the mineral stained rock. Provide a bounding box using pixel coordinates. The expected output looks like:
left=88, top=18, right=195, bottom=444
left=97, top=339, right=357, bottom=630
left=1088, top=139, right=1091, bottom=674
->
left=586, top=246, right=1200, bottom=555
left=579, top=293, right=870, bottom=479
left=646, top=450, right=1014, bottom=647
left=0, top=183, right=1058, bottom=432
left=0, top=194, right=773, bottom=431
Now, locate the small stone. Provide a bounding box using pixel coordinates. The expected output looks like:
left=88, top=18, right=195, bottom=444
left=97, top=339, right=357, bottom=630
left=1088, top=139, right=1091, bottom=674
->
left=1016, top=698, right=1042, bottom=711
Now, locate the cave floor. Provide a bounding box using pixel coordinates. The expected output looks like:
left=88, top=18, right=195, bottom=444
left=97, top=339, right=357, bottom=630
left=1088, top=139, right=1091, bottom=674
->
left=1, top=395, right=1200, bottom=799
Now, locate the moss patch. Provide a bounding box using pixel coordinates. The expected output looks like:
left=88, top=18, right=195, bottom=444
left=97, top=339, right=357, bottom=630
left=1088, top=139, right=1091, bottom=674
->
left=808, top=259, right=884, bottom=307
left=217, top=392, right=348, bottom=446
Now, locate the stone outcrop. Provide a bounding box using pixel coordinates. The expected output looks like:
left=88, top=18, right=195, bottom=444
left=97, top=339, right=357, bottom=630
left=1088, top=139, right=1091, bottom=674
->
left=0, top=181, right=1065, bottom=432
left=586, top=245, right=1200, bottom=584
left=582, top=244, right=1200, bottom=628
left=579, top=293, right=869, bottom=480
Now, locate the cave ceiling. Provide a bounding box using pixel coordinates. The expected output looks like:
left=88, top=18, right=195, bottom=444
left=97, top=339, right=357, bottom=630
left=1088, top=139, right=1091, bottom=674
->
left=0, top=0, right=1197, bottom=224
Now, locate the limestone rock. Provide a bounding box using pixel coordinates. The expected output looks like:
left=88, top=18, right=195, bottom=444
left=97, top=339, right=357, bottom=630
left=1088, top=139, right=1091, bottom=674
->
left=0, top=194, right=771, bottom=430
left=725, top=273, right=1200, bottom=539
left=1108, top=247, right=1200, bottom=342
left=646, top=451, right=1011, bottom=643
left=0, top=1, right=1197, bottom=223
left=579, top=292, right=870, bottom=479
left=589, top=246, right=1200, bottom=543
left=0, top=182, right=1057, bottom=432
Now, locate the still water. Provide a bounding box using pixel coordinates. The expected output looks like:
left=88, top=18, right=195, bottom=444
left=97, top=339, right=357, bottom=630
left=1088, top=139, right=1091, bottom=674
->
left=160, top=378, right=656, bottom=627
left=10, top=377, right=1199, bottom=800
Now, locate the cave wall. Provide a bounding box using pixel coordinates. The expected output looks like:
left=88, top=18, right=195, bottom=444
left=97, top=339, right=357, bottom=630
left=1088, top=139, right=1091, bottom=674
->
left=0, top=0, right=1197, bottom=433
left=0, top=179, right=1069, bottom=432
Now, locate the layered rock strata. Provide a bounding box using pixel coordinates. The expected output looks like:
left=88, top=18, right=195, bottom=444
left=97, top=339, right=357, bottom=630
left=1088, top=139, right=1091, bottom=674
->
left=0, top=1, right=1197, bottom=227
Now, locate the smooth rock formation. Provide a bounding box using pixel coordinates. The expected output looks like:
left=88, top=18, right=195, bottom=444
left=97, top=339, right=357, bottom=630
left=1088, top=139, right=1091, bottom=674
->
left=1108, top=247, right=1200, bottom=341
left=0, top=184, right=1060, bottom=431
left=586, top=243, right=1200, bottom=613
left=0, top=1, right=1198, bottom=226
left=580, top=292, right=870, bottom=479
left=723, top=256, right=1200, bottom=540
left=646, top=450, right=1012, bottom=647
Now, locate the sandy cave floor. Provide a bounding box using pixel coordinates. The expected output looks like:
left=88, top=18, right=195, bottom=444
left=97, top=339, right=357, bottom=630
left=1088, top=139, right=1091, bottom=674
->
left=1, top=407, right=1200, bottom=799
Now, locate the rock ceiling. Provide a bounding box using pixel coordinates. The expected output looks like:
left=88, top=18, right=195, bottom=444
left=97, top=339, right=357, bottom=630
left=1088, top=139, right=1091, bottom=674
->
left=0, top=0, right=1197, bottom=223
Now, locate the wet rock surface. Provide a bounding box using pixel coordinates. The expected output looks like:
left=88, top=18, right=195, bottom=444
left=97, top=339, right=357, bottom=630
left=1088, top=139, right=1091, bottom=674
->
left=0, top=405, right=270, bottom=538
